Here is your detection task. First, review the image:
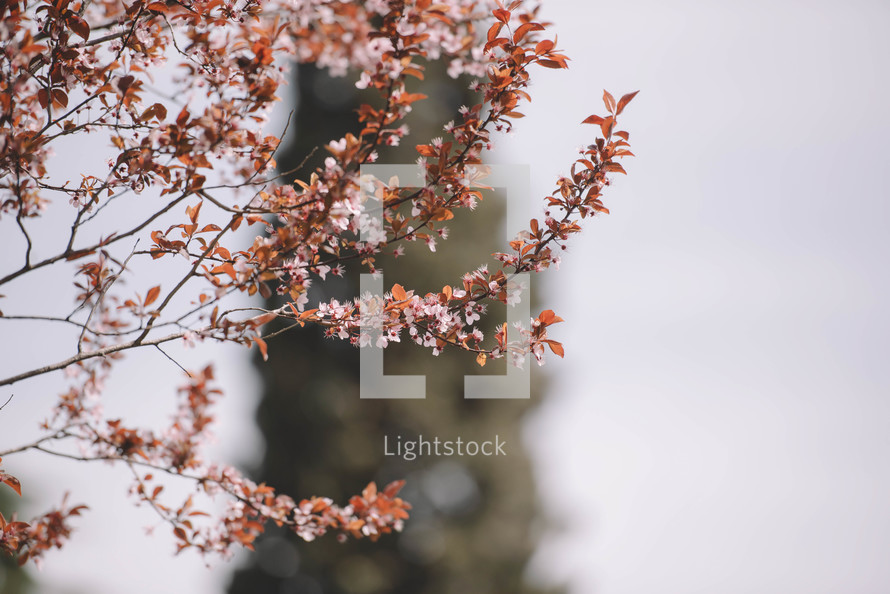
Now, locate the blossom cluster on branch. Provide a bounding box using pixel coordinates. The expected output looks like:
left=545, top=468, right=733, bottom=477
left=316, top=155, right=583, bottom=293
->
left=0, top=0, right=635, bottom=566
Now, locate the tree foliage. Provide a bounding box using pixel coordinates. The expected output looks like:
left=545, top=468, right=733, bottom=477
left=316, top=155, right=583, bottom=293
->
left=0, top=0, right=635, bottom=567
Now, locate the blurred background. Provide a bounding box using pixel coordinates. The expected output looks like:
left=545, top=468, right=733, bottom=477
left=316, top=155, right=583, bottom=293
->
left=2, top=0, right=889, bottom=593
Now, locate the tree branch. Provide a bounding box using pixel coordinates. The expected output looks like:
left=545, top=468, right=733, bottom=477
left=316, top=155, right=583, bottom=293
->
left=0, top=194, right=189, bottom=287
left=0, top=331, right=187, bottom=388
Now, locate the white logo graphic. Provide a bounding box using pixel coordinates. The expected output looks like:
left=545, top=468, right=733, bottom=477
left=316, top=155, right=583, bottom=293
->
left=358, top=164, right=532, bottom=399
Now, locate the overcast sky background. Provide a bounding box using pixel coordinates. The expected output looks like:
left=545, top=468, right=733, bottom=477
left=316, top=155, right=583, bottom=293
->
left=502, top=1, right=890, bottom=593
left=2, top=1, right=889, bottom=593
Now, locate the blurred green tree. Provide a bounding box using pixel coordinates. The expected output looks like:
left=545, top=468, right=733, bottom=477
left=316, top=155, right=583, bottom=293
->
left=226, top=62, right=561, bottom=594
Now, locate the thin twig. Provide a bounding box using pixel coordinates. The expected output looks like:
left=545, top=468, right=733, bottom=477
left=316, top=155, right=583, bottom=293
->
left=154, top=345, right=191, bottom=376
left=81, top=187, right=133, bottom=225
left=15, top=211, right=33, bottom=270
left=0, top=331, right=188, bottom=388
left=261, top=321, right=302, bottom=341
left=135, top=217, right=236, bottom=345
left=78, top=240, right=139, bottom=353
left=0, top=427, right=75, bottom=457
left=0, top=193, right=189, bottom=287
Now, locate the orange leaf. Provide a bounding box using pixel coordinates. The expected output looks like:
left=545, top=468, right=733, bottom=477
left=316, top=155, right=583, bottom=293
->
left=538, top=309, right=564, bottom=325
left=51, top=89, right=69, bottom=109
left=403, top=67, right=424, bottom=80
left=254, top=336, right=269, bottom=361
left=603, top=162, right=627, bottom=174
left=253, top=312, right=277, bottom=327
left=0, top=473, right=22, bottom=497
left=310, top=498, right=329, bottom=513
left=186, top=201, right=203, bottom=224
left=603, top=90, right=616, bottom=113
left=141, top=102, right=167, bottom=122
left=616, top=90, right=639, bottom=115
left=599, top=115, right=615, bottom=138
left=535, top=39, right=554, bottom=54
left=493, top=8, right=511, bottom=23
left=392, top=283, right=407, bottom=301
left=382, top=479, right=406, bottom=498
left=487, top=22, right=503, bottom=42
left=363, top=482, right=378, bottom=500
left=144, top=285, right=161, bottom=307
left=67, top=14, right=90, bottom=40
left=513, top=22, right=544, bottom=42
left=546, top=340, right=565, bottom=357
left=476, top=352, right=487, bottom=367
left=214, top=246, right=232, bottom=260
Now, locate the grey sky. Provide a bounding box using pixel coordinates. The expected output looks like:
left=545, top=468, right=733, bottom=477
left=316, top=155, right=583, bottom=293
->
left=497, top=1, right=890, bottom=592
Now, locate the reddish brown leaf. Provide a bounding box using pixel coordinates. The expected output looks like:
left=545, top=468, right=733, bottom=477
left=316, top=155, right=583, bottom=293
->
left=253, top=312, right=277, bottom=327
left=546, top=340, right=565, bottom=357
left=603, top=162, right=627, bottom=174
left=67, top=14, right=90, bottom=40
left=363, top=482, right=377, bottom=500
left=0, top=473, right=22, bottom=497
left=603, top=90, right=616, bottom=114
left=416, top=144, right=438, bottom=157
left=616, top=90, right=639, bottom=115
left=141, top=102, right=167, bottom=122
left=382, top=480, right=406, bottom=498
left=492, top=8, right=511, bottom=23
left=186, top=201, right=202, bottom=224
left=391, top=283, right=407, bottom=301
left=535, top=39, right=554, bottom=54
left=144, top=285, right=161, bottom=307
left=538, top=309, right=564, bottom=325
left=254, top=336, right=269, bottom=361
left=487, top=22, right=503, bottom=42
left=600, top=115, right=614, bottom=138
left=513, top=22, right=544, bottom=42
left=51, top=89, right=68, bottom=108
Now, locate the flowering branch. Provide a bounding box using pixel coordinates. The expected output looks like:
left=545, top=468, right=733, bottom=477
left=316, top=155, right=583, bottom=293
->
left=0, top=0, right=636, bottom=566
